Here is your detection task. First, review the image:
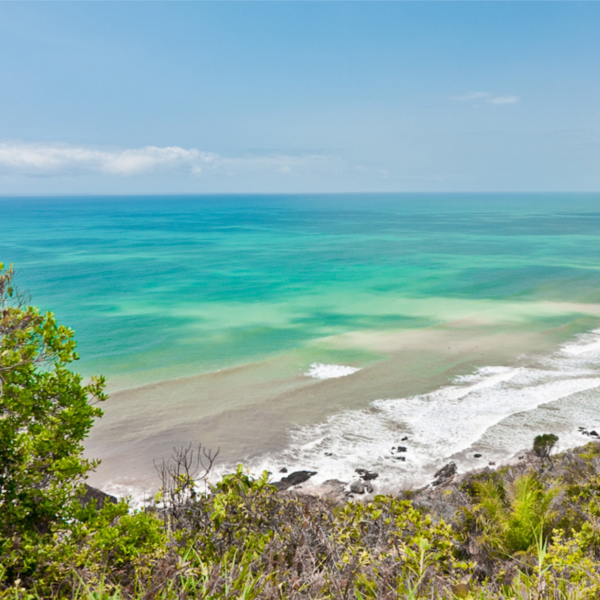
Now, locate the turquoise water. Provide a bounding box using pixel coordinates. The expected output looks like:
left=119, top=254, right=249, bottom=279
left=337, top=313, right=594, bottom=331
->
left=6, top=193, right=600, bottom=496
left=3, top=193, right=600, bottom=389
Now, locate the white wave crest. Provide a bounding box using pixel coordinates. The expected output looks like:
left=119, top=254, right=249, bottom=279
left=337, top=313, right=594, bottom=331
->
left=305, top=363, right=361, bottom=379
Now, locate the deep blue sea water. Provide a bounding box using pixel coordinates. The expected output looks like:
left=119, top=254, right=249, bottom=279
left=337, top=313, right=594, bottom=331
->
left=4, top=193, right=600, bottom=496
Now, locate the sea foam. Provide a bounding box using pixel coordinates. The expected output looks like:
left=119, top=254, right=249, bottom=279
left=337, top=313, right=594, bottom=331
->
left=305, top=363, right=361, bottom=379
left=245, top=329, right=600, bottom=493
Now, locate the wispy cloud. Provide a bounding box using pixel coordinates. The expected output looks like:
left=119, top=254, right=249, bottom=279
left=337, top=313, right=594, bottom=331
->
left=0, top=141, right=345, bottom=178
left=451, top=92, right=520, bottom=106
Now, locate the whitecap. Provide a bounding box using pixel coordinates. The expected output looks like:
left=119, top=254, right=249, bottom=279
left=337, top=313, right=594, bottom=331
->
left=305, top=363, right=361, bottom=379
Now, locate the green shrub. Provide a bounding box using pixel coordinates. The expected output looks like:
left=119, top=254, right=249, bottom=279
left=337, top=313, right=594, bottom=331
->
left=533, top=433, right=559, bottom=463
left=469, top=473, right=560, bottom=556
left=0, top=264, right=107, bottom=584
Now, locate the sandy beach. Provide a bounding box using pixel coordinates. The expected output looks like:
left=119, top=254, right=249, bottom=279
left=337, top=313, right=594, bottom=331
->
left=86, top=306, right=600, bottom=501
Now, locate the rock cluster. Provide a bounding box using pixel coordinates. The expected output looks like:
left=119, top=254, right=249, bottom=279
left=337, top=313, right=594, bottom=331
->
left=431, top=462, right=457, bottom=487
left=348, top=468, right=379, bottom=495
left=350, top=480, right=373, bottom=494
left=355, top=468, right=379, bottom=481
left=273, top=470, right=317, bottom=491
left=390, top=443, right=407, bottom=461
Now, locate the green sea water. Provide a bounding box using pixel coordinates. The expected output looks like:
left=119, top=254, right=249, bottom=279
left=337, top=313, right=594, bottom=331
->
left=4, top=193, right=600, bottom=495
left=3, top=193, right=600, bottom=388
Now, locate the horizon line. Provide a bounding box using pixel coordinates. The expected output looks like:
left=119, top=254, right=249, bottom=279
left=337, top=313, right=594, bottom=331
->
left=1, top=191, right=600, bottom=198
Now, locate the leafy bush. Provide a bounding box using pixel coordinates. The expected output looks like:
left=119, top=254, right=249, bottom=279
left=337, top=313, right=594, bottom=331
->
left=0, top=264, right=106, bottom=583
left=467, top=473, right=560, bottom=557
left=533, top=433, right=559, bottom=463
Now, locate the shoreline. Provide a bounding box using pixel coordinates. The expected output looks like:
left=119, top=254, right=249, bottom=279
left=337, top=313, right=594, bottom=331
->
left=263, top=433, right=600, bottom=510
left=106, top=433, right=600, bottom=514
left=259, top=429, right=600, bottom=504
left=87, top=314, right=600, bottom=504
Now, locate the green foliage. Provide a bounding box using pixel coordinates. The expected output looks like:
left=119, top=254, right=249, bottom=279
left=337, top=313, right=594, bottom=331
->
left=1, top=502, right=167, bottom=595
left=533, top=433, right=559, bottom=462
left=71, top=500, right=169, bottom=569
left=0, top=264, right=106, bottom=581
left=155, top=466, right=471, bottom=598
left=468, top=473, right=560, bottom=556
left=332, top=496, right=469, bottom=598
left=333, top=495, right=460, bottom=568
left=156, top=463, right=281, bottom=554
left=577, top=442, right=600, bottom=463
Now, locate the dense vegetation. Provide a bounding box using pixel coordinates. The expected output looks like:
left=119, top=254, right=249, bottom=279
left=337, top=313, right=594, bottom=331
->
left=4, top=262, right=600, bottom=599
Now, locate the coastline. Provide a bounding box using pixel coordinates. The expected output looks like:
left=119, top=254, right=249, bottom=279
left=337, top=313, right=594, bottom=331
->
left=86, top=311, right=600, bottom=503
left=6, top=193, right=600, bottom=507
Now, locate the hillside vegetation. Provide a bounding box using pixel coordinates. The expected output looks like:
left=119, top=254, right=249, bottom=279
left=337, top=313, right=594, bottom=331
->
left=4, top=262, right=600, bottom=599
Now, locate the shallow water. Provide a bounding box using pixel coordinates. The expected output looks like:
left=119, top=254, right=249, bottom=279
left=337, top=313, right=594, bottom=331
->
left=3, top=193, right=600, bottom=498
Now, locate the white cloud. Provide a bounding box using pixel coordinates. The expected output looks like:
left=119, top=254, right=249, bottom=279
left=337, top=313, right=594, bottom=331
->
left=0, top=141, right=344, bottom=178
left=0, top=142, right=215, bottom=176
left=452, top=92, right=520, bottom=106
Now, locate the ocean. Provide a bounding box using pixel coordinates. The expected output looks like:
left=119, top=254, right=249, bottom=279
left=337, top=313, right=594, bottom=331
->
left=3, top=193, right=600, bottom=500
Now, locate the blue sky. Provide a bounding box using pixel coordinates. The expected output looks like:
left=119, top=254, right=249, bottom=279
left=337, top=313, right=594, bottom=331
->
left=0, top=2, right=599, bottom=194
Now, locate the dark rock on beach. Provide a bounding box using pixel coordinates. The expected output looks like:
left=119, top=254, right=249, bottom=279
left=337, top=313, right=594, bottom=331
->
left=350, top=480, right=373, bottom=495
left=431, top=461, right=457, bottom=487
left=355, top=468, right=379, bottom=481
left=274, top=470, right=317, bottom=491
left=279, top=467, right=288, bottom=473
left=78, top=484, right=117, bottom=509
left=474, top=453, right=482, bottom=458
